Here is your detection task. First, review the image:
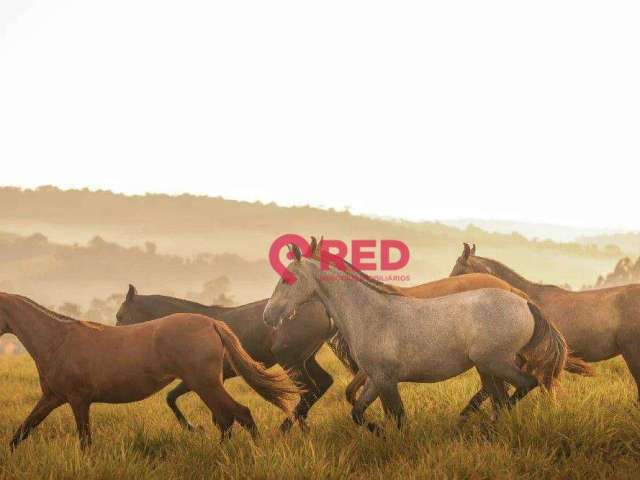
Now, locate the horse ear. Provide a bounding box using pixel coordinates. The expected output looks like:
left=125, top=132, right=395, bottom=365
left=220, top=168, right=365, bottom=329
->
left=461, top=243, right=471, bottom=262
left=310, top=236, right=318, bottom=255
left=471, top=243, right=476, bottom=255
left=126, top=284, right=137, bottom=301
left=291, top=243, right=302, bottom=261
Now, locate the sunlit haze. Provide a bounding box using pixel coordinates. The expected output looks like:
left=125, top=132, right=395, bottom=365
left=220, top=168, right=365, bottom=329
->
left=1, top=1, right=639, bottom=230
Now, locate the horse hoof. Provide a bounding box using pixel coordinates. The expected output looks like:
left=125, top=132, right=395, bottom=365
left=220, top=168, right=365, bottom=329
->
left=457, top=415, right=470, bottom=428
left=367, top=422, right=384, bottom=437
left=298, top=419, right=310, bottom=433
left=279, top=418, right=294, bottom=434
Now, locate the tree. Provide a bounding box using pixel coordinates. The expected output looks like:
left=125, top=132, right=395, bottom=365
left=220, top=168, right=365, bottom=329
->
left=144, top=241, right=157, bottom=255
left=187, top=276, right=234, bottom=306
left=59, top=302, right=82, bottom=318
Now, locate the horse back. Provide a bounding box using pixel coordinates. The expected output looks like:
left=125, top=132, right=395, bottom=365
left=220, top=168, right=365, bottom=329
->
left=616, top=283, right=640, bottom=332
left=402, top=273, right=528, bottom=300
left=533, top=284, right=636, bottom=361
left=151, top=313, right=227, bottom=365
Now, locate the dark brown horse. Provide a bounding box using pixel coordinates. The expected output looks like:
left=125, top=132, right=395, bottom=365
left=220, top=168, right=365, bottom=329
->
left=0, top=293, right=299, bottom=449
left=451, top=243, right=640, bottom=400
left=116, top=285, right=334, bottom=432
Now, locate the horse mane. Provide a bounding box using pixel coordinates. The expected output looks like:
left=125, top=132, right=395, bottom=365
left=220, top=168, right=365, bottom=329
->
left=13, top=295, right=110, bottom=329
left=14, top=295, right=78, bottom=323
left=148, top=294, right=221, bottom=309
left=141, top=294, right=241, bottom=311
left=309, top=250, right=404, bottom=296
left=474, top=256, right=562, bottom=290
left=326, top=330, right=359, bottom=374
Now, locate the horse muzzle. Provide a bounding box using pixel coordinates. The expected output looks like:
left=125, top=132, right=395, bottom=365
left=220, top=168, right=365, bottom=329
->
left=263, top=302, right=296, bottom=330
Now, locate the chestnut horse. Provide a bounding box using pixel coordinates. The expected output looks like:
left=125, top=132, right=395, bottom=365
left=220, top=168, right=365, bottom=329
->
left=0, top=293, right=298, bottom=449
left=450, top=243, right=640, bottom=400
left=116, top=285, right=333, bottom=433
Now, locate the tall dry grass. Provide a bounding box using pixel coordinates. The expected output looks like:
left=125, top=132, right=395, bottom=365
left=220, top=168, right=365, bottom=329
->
left=1, top=348, right=639, bottom=479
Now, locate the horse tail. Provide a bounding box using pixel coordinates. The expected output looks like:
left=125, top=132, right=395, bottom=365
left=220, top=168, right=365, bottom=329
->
left=565, top=355, right=595, bottom=376
left=510, top=286, right=530, bottom=301
left=213, top=321, right=300, bottom=415
left=326, top=331, right=367, bottom=404
left=326, top=331, right=360, bottom=375
left=519, top=302, right=568, bottom=391
left=345, top=371, right=368, bottom=405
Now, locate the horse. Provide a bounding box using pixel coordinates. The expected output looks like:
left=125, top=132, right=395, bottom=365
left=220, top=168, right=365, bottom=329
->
left=116, top=285, right=333, bottom=433
left=333, top=269, right=530, bottom=404
left=314, top=240, right=590, bottom=407
left=263, top=243, right=568, bottom=433
left=0, top=292, right=299, bottom=449
left=450, top=242, right=640, bottom=401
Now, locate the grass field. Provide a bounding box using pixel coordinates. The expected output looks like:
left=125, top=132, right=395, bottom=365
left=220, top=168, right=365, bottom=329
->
left=1, top=349, right=640, bottom=479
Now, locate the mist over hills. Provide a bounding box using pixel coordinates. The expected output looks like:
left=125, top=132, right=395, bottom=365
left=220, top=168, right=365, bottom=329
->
left=441, top=219, right=623, bottom=244
left=442, top=218, right=639, bottom=256
left=0, top=185, right=630, bottom=310
left=576, top=232, right=640, bottom=257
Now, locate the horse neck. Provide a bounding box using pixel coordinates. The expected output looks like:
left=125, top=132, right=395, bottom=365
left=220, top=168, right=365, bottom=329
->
left=308, top=262, right=384, bottom=342
left=206, top=304, right=234, bottom=316
left=476, top=258, right=539, bottom=296
left=146, top=296, right=215, bottom=316
left=4, top=298, right=69, bottom=366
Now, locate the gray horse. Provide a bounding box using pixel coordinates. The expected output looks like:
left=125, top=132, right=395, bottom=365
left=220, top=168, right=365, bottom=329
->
left=264, top=243, right=568, bottom=432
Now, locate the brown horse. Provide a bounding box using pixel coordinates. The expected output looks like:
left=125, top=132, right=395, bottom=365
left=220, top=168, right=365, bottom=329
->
left=450, top=243, right=640, bottom=400
left=116, top=285, right=333, bottom=433
left=0, top=293, right=299, bottom=449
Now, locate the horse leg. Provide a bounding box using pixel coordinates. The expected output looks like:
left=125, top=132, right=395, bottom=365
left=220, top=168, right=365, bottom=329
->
left=276, top=362, right=317, bottom=433
left=619, top=338, right=640, bottom=403
left=192, top=383, right=257, bottom=441
left=474, top=357, right=538, bottom=411
left=183, top=362, right=258, bottom=441
left=458, top=388, right=490, bottom=423
left=377, top=383, right=405, bottom=430
left=345, top=370, right=368, bottom=406
left=351, top=381, right=382, bottom=435
left=276, top=351, right=332, bottom=433
left=10, top=394, right=64, bottom=450
left=507, top=383, right=538, bottom=407
left=166, top=381, right=198, bottom=430
left=299, top=356, right=333, bottom=419
left=69, top=399, right=92, bottom=449
left=477, top=373, right=509, bottom=420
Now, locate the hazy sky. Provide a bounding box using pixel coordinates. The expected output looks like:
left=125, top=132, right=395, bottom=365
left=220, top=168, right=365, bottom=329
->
left=1, top=1, right=639, bottom=230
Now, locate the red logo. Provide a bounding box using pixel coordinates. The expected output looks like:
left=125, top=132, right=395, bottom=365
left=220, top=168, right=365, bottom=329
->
left=269, top=234, right=410, bottom=284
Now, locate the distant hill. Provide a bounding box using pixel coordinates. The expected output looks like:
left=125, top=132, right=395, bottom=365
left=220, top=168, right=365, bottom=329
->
left=441, top=219, right=620, bottom=243
left=0, top=230, right=271, bottom=308
left=577, top=232, right=640, bottom=257
left=0, top=186, right=625, bottom=302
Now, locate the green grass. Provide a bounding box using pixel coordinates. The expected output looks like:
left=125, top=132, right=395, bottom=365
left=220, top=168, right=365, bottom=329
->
left=1, top=349, right=640, bottom=479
